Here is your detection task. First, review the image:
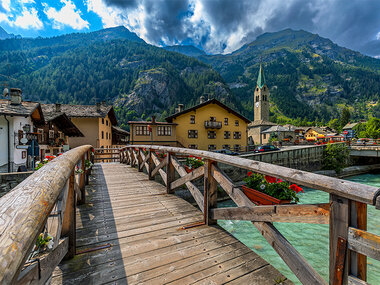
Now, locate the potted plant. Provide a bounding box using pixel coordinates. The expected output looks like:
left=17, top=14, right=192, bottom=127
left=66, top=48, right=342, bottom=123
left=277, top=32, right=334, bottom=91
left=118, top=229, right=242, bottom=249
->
left=184, top=155, right=204, bottom=173
left=155, top=152, right=167, bottom=161
left=242, top=172, right=303, bottom=205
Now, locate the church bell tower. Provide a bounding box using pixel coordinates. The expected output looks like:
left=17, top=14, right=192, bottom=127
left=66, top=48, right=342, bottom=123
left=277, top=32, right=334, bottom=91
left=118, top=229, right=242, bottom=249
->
left=253, top=63, right=269, bottom=122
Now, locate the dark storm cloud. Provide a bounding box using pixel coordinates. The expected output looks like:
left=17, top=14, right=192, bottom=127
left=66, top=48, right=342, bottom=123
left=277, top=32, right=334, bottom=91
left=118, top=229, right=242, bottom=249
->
left=99, top=0, right=380, bottom=56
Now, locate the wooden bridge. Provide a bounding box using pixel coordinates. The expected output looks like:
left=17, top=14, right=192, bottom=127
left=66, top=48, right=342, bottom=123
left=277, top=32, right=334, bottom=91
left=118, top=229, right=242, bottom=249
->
left=0, top=145, right=379, bottom=284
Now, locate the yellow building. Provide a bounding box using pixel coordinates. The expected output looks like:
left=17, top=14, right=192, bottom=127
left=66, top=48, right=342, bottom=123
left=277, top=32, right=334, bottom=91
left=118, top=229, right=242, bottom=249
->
left=56, top=103, right=118, bottom=149
left=304, top=127, right=327, bottom=141
left=129, top=116, right=178, bottom=146
left=166, top=98, right=250, bottom=151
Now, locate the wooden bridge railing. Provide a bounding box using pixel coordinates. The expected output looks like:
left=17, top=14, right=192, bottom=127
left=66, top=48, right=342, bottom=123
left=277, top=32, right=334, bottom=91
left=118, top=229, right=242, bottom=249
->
left=120, top=145, right=380, bottom=285
left=94, top=147, right=120, bottom=162
left=0, top=145, right=93, bottom=284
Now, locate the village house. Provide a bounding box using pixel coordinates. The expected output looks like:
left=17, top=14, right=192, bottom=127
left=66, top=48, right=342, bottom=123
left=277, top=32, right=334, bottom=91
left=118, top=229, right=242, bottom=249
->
left=343, top=122, right=359, bottom=140
left=111, top=126, right=130, bottom=146
left=40, top=104, right=84, bottom=156
left=0, top=88, right=44, bottom=172
left=50, top=102, right=118, bottom=149
left=129, top=116, right=178, bottom=146
left=165, top=98, right=250, bottom=151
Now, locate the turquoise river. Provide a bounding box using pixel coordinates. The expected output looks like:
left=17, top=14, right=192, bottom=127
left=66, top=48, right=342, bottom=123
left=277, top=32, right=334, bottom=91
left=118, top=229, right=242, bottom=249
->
left=218, top=173, right=380, bottom=284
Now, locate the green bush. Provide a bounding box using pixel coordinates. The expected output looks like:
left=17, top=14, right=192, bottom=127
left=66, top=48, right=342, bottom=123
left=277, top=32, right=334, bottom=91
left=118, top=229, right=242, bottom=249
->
left=322, top=143, right=350, bottom=173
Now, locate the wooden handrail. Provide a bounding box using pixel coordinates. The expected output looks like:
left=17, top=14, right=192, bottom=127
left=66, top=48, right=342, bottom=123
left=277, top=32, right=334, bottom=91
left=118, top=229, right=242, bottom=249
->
left=122, top=145, right=380, bottom=206
left=0, top=145, right=92, bottom=284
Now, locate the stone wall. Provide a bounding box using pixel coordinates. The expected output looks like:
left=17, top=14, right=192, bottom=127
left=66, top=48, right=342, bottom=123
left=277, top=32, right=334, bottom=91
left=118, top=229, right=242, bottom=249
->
left=0, top=171, right=33, bottom=198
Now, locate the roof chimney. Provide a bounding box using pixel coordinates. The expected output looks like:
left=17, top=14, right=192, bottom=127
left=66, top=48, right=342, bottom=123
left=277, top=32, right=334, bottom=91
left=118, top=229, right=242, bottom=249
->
left=178, top=104, right=183, bottom=112
left=200, top=96, right=205, bottom=104
left=96, top=102, right=101, bottom=111
left=10, top=88, right=22, bottom=105
left=55, top=103, right=61, bottom=112
left=151, top=115, right=156, bottom=123
left=101, top=101, right=106, bottom=106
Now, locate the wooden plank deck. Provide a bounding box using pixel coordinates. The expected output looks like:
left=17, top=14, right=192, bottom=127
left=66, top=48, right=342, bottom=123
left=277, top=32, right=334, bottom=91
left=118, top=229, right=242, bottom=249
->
left=51, top=163, right=292, bottom=284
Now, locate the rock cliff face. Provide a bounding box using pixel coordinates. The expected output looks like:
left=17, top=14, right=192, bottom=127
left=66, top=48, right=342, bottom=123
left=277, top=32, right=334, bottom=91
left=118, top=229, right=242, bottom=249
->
left=116, top=68, right=178, bottom=115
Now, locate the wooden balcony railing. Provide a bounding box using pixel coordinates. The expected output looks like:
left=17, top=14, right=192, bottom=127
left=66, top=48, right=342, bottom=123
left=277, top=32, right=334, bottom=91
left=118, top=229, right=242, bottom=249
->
left=0, top=145, right=93, bottom=284
left=120, top=145, right=380, bottom=285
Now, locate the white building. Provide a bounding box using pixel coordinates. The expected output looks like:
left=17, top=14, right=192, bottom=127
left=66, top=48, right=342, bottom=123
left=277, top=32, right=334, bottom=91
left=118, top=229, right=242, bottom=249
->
left=0, top=88, right=44, bottom=172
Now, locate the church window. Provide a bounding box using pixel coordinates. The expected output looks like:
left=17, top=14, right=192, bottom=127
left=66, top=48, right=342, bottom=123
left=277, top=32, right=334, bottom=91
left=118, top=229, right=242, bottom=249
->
left=235, top=120, right=239, bottom=126
left=256, top=88, right=259, bottom=91
left=263, top=87, right=266, bottom=91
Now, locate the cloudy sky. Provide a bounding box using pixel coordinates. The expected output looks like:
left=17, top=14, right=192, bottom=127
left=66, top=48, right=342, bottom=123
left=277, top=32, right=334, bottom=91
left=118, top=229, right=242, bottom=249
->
left=0, top=0, right=379, bottom=56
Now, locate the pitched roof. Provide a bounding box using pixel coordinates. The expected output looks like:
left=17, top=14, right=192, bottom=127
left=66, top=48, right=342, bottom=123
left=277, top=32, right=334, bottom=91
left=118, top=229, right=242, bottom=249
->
left=112, top=125, right=130, bottom=135
left=248, top=120, right=276, bottom=127
left=305, top=127, right=327, bottom=134
left=46, top=103, right=118, bottom=125
left=0, top=99, right=40, bottom=117
left=343, top=122, right=359, bottom=129
left=165, top=98, right=250, bottom=123
left=41, top=104, right=83, bottom=137
left=261, top=125, right=295, bottom=134
left=257, top=63, right=266, bottom=89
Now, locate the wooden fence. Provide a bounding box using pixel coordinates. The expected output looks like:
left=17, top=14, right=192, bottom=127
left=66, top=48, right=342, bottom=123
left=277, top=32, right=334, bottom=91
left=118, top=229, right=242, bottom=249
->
left=120, top=145, right=380, bottom=285
left=94, top=147, right=120, bottom=162
left=0, top=145, right=93, bottom=284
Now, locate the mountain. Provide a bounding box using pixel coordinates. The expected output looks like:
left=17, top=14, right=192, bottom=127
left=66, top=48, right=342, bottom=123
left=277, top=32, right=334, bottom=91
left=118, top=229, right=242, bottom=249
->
left=0, top=26, right=11, bottom=39
left=0, top=26, right=233, bottom=129
left=198, top=29, right=380, bottom=122
left=164, top=45, right=206, bottom=57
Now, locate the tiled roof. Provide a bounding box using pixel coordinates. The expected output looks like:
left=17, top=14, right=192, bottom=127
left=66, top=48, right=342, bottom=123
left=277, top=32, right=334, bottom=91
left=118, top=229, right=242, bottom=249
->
left=112, top=125, right=130, bottom=135
left=306, top=127, right=327, bottom=134
left=343, top=122, right=359, bottom=130
left=0, top=99, right=40, bottom=116
left=42, top=103, right=118, bottom=125
left=261, top=125, right=295, bottom=133
left=165, top=98, right=250, bottom=123
left=248, top=120, right=276, bottom=127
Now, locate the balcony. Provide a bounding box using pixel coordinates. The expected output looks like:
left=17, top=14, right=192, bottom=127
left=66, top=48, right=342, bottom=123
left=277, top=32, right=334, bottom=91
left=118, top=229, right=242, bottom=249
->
left=204, top=121, right=222, bottom=129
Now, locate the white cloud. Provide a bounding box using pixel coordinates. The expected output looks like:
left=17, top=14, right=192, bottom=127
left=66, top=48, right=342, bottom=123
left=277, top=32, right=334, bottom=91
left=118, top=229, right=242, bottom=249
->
left=376, top=32, right=380, bottom=40
left=85, top=0, right=123, bottom=28
left=13, top=7, right=43, bottom=29
left=44, top=0, right=89, bottom=30
left=1, top=0, right=11, bottom=11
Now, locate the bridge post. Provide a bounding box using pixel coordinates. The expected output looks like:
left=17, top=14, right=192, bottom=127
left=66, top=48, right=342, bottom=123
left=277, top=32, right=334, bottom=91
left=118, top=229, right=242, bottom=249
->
left=204, top=159, right=217, bottom=225
left=148, top=149, right=154, bottom=180
left=166, top=152, right=175, bottom=194
left=138, top=149, right=143, bottom=172
left=62, top=170, right=76, bottom=258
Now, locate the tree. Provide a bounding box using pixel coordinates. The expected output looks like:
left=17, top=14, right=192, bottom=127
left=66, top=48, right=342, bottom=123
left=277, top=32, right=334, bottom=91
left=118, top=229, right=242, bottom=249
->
left=340, top=107, right=351, bottom=129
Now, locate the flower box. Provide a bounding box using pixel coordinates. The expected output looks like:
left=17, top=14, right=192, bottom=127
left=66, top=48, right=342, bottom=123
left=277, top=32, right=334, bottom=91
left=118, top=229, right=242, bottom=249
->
left=184, top=165, right=193, bottom=173
left=242, top=185, right=291, bottom=205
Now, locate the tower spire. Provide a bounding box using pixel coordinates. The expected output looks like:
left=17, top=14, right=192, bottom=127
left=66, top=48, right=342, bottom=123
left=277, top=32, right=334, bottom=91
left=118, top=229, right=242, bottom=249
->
left=257, top=61, right=266, bottom=89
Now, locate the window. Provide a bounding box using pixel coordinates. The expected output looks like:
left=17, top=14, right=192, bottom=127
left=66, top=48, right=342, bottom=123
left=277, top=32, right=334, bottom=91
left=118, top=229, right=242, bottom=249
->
left=263, top=134, right=266, bottom=139
left=256, top=88, right=259, bottom=91
left=208, top=144, right=216, bottom=151
left=208, top=131, right=216, bottom=139
left=234, top=144, right=241, bottom=152
left=106, top=132, right=108, bottom=140
left=264, top=87, right=266, bottom=91
left=233, top=131, right=241, bottom=139
left=102, top=131, right=104, bottom=139
left=190, top=115, right=195, bottom=124
left=188, top=144, right=198, bottom=149
left=106, top=120, right=108, bottom=126
left=224, top=118, right=228, bottom=125
left=102, top=118, right=104, bottom=124
left=49, top=130, right=55, bottom=139
left=224, top=131, right=231, bottom=139
left=256, top=96, right=259, bottom=102
left=135, top=126, right=150, bottom=136
left=59, top=131, right=64, bottom=139
left=210, top=116, right=216, bottom=122
left=222, top=144, right=230, bottom=150
left=157, top=126, right=172, bottom=136
left=188, top=130, right=198, bottom=138
left=37, top=128, right=44, bottom=143
left=235, top=120, right=239, bottom=126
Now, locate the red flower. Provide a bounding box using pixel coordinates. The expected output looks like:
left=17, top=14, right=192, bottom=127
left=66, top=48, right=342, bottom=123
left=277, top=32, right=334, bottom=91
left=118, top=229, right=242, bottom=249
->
left=247, top=171, right=253, bottom=177
left=289, top=184, right=303, bottom=193
left=265, top=175, right=276, bottom=183
left=189, top=155, right=194, bottom=158
left=277, top=179, right=283, bottom=183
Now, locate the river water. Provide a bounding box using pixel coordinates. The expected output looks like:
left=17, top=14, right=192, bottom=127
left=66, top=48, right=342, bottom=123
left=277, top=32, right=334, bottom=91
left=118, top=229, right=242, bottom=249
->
left=218, top=173, right=380, bottom=284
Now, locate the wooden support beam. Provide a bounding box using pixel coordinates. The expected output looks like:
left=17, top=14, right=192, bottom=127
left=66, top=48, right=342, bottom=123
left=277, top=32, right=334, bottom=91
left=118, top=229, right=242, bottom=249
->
left=204, top=160, right=217, bottom=225
left=333, top=236, right=347, bottom=285
left=148, top=150, right=154, bottom=180
left=171, top=156, right=204, bottom=212
left=61, top=171, right=76, bottom=258
left=151, top=153, right=167, bottom=183
left=16, top=238, right=69, bottom=285
left=210, top=203, right=329, bottom=224
left=348, top=227, right=380, bottom=261
left=348, top=275, right=370, bottom=285
left=137, top=149, right=143, bottom=172
left=170, top=166, right=204, bottom=190
left=166, top=152, right=175, bottom=194
left=330, top=194, right=350, bottom=285
left=349, top=202, right=367, bottom=281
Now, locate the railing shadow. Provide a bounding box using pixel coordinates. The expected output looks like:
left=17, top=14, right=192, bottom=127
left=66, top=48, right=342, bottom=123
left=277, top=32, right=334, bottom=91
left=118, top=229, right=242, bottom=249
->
left=57, top=164, right=128, bottom=284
